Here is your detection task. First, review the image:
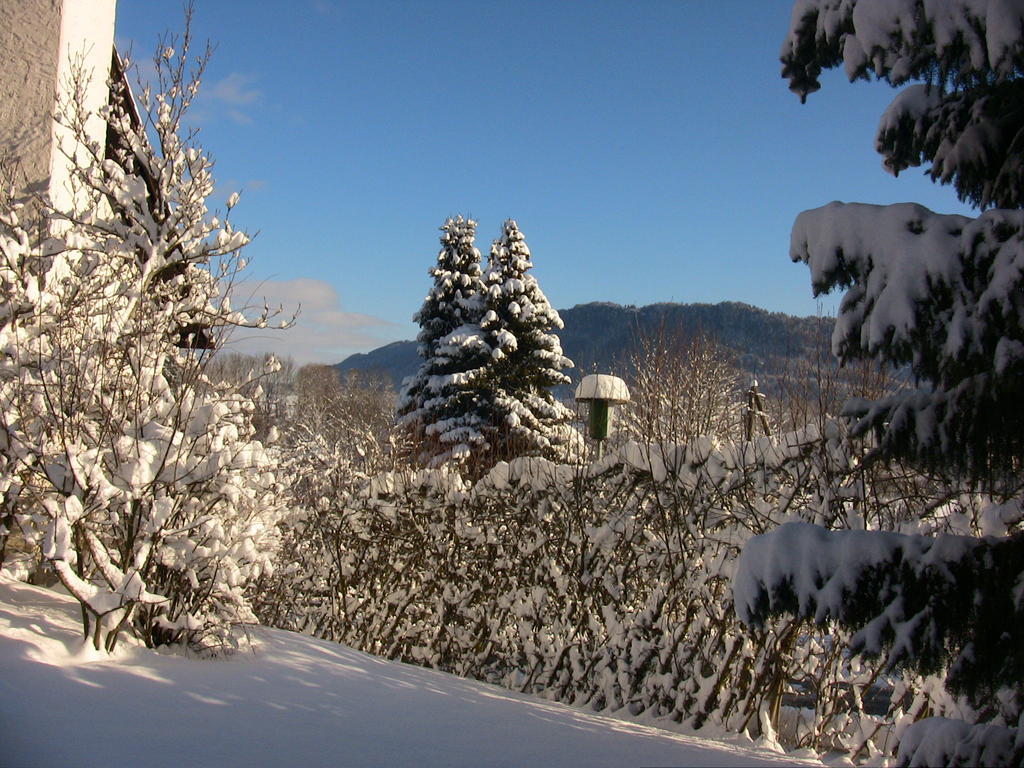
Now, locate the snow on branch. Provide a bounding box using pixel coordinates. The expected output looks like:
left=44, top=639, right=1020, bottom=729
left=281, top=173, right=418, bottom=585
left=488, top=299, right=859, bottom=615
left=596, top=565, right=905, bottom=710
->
left=790, top=201, right=1024, bottom=478
left=782, top=0, right=1024, bottom=99
left=896, top=717, right=1022, bottom=767
left=733, top=521, right=1024, bottom=700
left=876, top=80, right=1024, bottom=209
left=0, top=27, right=287, bottom=654
left=792, top=202, right=970, bottom=362
left=783, top=2, right=1024, bottom=210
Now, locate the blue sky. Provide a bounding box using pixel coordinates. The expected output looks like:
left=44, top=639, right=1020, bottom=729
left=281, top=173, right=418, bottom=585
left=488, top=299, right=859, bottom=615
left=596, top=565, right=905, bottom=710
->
left=115, top=1, right=976, bottom=363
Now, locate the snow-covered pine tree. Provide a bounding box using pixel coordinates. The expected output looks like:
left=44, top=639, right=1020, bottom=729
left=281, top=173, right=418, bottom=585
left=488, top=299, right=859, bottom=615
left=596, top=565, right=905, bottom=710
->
left=782, top=0, right=1024, bottom=482
left=736, top=3, right=1024, bottom=764
left=397, top=216, right=494, bottom=467
left=479, top=220, right=574, bottom=461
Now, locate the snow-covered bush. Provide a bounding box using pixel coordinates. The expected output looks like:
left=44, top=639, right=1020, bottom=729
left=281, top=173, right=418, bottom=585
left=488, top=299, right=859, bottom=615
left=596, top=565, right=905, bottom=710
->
left=620, top=327, right=744, bottom=446
left=249, top=366, right=399, bottom=634
left=259, top=410, right=985, bottom=756
left=206, top=352, right=297, bottom=440
left=0, top=32, right=286, bottom=652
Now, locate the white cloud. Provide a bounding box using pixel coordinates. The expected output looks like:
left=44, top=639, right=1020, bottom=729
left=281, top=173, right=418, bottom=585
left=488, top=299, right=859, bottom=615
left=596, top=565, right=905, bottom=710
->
left=206, top=72, right=261, bottom=106
left=221, top=278, right=401, bottom=365
left=193, top=72, right=262, bottom=125
left=312, top=0, right=340, bottom=16
left=110, top=51, right=262, bottom=127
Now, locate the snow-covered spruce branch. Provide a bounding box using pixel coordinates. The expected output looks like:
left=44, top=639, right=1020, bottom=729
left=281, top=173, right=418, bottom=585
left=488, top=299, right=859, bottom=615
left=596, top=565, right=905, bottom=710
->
left=896, top=716, right=1023, bottom=768
left=791, top=201, right=1024, bottom=481
left=782, top=1, right=1024, bottom=94
left=734, top=522, right=1024, bottom=702
left=784, top=0, right=1024, bottom=210
left=776, top=4, right=1024, bottom=763
left=875, top=80, right=1024, bottom=210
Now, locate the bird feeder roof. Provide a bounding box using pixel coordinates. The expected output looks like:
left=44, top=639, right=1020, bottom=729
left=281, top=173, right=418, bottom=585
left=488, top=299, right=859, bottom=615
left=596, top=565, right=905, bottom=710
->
left=574, top=374, right=630, bottom=404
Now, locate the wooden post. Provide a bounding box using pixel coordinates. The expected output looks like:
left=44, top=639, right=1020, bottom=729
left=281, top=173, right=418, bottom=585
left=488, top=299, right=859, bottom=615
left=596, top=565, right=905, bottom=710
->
left=744, top=381, right=770, bottom=440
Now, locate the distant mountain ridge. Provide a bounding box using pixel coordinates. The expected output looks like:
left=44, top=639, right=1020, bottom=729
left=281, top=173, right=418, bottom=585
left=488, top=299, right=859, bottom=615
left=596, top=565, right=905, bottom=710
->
left=336, top=301, right=832, bottom=390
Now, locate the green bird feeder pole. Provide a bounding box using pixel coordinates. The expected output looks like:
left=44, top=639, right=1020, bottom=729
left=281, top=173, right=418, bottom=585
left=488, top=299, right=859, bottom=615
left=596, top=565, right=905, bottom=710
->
left=574, top=374, right=630, bottom=459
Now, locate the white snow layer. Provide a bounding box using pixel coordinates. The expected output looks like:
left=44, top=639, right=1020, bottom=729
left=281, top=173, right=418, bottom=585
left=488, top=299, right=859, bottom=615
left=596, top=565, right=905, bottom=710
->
left=897, top=716, right=1022, bottom=766
left=790, top=201, right=1024, bottom=366
left=783, top=0, right=1024, bottom=83
left=733, top=521, right=978, bottom=643
left=575, top=374, right=631, bottom=403
left=0, top=576, right=816, bottom=768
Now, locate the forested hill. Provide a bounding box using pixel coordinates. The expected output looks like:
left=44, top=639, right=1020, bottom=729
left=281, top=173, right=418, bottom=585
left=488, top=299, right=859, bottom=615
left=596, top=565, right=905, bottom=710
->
left=336, top=301, right=832, bottom=389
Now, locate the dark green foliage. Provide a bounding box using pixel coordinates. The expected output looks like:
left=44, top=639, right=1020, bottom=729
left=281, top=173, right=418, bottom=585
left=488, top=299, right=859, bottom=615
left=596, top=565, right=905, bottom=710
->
left=744, top=526, right=1024, bottom=709
left=747, top=4, right=1024, bottom=760
left=780, top=0, right=1024, bottom=482
left=790, top=202, right=1024, bottom=485
left=397, top=216, right=494, bottom=465
left=876, top=80, right=1024, bottom=210
left=479, top=220, right=573, bottom=460
left=783, top=0, right=1024, bottom=210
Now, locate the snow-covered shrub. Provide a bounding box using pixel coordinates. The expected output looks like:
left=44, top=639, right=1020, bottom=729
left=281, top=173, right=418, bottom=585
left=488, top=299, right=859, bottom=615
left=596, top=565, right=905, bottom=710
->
left=620, top=327, right=744, bottom=446
left=249, top=366, right=399, bottom=634
left=261, top=412, right=980, bottom=756
left=0, top=32, right=286, bottom=652
left=206, top=352, right=297, bottom=440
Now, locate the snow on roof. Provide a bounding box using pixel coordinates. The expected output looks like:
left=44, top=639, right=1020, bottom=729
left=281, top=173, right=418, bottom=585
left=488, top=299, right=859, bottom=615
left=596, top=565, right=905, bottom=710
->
left=574, top=374, right=630, bottom=403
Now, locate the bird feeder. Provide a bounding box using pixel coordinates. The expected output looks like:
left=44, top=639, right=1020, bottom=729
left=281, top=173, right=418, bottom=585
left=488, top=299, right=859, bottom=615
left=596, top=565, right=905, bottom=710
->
left=575, top=374, right=630, bottom=455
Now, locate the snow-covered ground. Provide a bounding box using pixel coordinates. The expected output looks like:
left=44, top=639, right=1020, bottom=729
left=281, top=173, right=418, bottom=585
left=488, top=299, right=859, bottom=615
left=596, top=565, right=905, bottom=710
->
left=0, top=576, right=818, bottom=767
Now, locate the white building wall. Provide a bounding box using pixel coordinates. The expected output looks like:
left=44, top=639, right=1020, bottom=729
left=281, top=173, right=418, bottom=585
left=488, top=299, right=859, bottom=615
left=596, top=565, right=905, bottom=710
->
left=49, top=0, right=117, bottom=213
left=0, top=0, right=116, bottom=212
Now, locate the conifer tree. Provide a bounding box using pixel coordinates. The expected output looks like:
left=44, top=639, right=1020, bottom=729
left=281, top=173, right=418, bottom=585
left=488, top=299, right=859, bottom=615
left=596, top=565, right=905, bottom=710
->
left=779, top=1, right=1024, bottom=482
left=737, top=3, right=1024, bottom=764
left=397, top=216, right=494, bottom=466
left=480, top=220, right=574, bottom=461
